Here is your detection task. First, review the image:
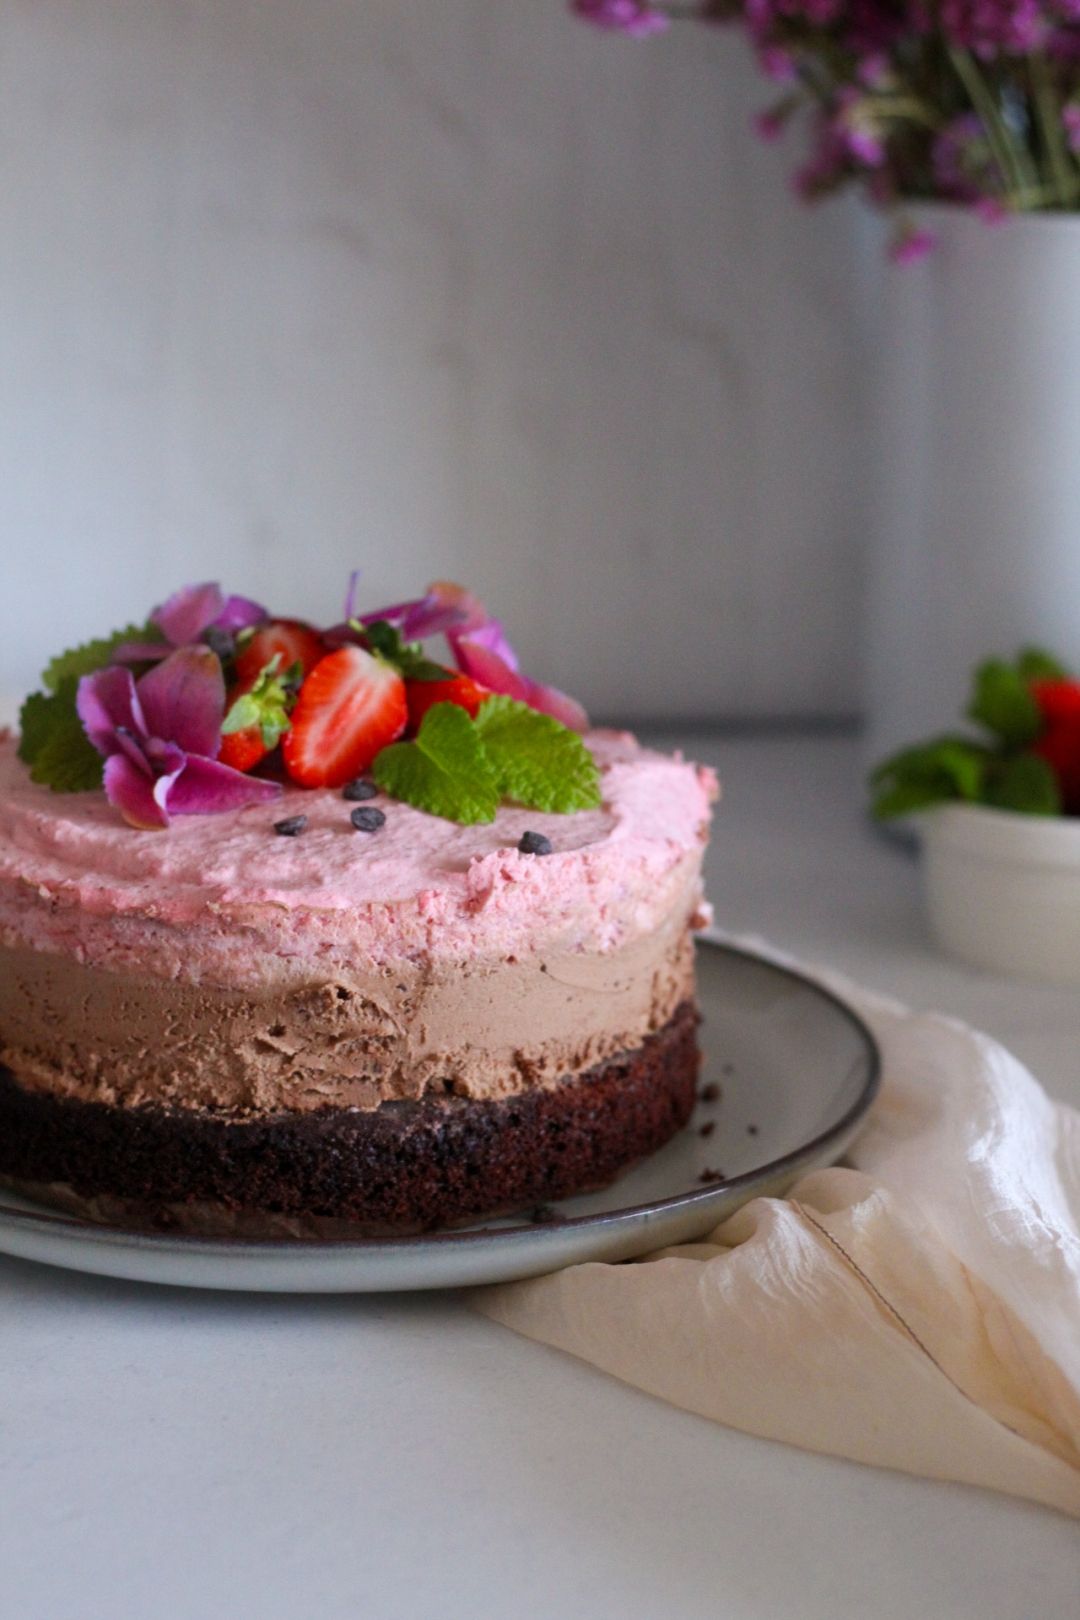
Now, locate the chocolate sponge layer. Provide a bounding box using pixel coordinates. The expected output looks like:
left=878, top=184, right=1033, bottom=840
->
left=0, top=1001, right=700, bottom=1235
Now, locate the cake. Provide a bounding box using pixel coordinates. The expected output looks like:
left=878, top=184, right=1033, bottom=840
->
left=0, top=581, right=715, bottom=1234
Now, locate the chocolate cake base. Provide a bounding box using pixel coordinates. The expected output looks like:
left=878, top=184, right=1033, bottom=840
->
left=0, top=1001, right=700, bottom=1235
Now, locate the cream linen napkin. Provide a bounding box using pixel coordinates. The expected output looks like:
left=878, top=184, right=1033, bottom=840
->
left=474, top=943, right=1080, bottom=1517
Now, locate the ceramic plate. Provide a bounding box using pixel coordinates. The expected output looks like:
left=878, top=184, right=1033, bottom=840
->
left=0, top=938, right=879, bottom=1293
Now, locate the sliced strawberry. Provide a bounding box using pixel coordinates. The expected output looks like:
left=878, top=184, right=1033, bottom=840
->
left=283, top=647, right=407, bottom=788
left=234, top=620, right=325, bottom=687
left=406, top=672, right=491, bottom=732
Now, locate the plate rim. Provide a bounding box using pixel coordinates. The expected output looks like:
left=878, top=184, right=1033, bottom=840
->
left=0, top=938, right=881, bottom=1260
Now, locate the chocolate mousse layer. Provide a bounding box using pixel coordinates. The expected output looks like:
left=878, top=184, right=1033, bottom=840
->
left=0, top=1001, right=700, bottom=1234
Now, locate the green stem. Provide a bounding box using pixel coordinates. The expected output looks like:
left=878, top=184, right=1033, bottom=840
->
left=1030, top=52, right=1078, bottom=208
left=949, top=47, right=1036, bottom=205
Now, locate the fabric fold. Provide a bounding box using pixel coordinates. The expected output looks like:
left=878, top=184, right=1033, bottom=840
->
left=473, top=945, right=1080, bottom=1517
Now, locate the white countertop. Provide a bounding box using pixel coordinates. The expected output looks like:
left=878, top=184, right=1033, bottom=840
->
left=3, top=732, right=1079, bottom=1620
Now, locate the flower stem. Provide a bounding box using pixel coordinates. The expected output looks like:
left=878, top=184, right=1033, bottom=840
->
left=1030, top=51, right=1078, bottom=208
left=949, top=47, right=1035, bottom=205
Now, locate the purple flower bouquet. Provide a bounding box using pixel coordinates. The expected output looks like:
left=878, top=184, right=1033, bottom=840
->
left=574, top=0, right=1080, bottom=255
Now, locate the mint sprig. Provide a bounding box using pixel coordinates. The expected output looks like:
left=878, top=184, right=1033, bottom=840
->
left=18, top=620, right=160, bottom=793
left=42, top=623, right=161, bottom=691
left=374, top=703, right=501, bottom=824
left=474, top=695, right=601, bottom=813
left=373, top=697, right=601, bottom=825
left=18, top=679, right=103, bottom=792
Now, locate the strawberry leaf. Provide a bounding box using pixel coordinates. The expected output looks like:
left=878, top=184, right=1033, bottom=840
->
left=1016, top=647, right=1070, bottom=683
left=43, top=623, right=162, bottom=692
left=222, top=656, right=296, bottom=749
left=18, top=679, right=104, bottom=792
left=373, top=703, right=500, bottom=824
left=473, top=695, right=601, bottom=813
left=356, top=620, right=448, bottom=682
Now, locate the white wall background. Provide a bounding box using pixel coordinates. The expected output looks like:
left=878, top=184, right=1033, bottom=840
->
left=0, top=0, right=873, bottom=721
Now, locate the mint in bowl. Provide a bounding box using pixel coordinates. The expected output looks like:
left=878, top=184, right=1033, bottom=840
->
left=870, top=649, right=1080, bottom=984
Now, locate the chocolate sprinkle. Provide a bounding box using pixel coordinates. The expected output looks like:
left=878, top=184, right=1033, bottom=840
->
left=518, top=831, right=553, bottom=856
left=699, top=1166, right=725, bottom=1183
left=529, top=1204, right=567, bottom=1225
left=698, top=1083, right=720, bottom=1103
left=273, top=816, right=308, bottom=837
left=350, top=806, right=386, bottom=833
left=698, top=1121, right=715, bottom=1138
left=747, top=1123, right=759, bottom=1136
left=343, top=779, right=377, bottom=802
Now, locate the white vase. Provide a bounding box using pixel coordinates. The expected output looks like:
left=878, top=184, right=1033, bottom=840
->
left=864, top=205, right=1080, bottom=767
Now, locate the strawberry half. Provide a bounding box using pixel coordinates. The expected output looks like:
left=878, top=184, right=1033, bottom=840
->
left=283, top=646, right=407, bottom=788
left=234, top=620, right=325, bottom=688
left=406, top=672, right=491, bottom=733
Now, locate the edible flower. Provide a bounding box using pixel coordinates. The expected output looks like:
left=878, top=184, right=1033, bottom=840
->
left=359, top=581, right=590, bottom=732
left=112, top=582, right=266, bottom=665
left=76, top=647, right=281, bottom=828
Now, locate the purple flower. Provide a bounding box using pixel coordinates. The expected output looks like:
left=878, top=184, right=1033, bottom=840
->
left=113, top=582, right=266, bottom=665
left=888, top=225, right=938, bottom=265
left=76, top=647, right=281, bottom=829
left=357, top=581, right=590, bottom=731
left=571, top=0, right=670, bottom=38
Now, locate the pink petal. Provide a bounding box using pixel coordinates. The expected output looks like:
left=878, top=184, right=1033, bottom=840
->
left=452, top=633, right=533, bottom=704
left=450, top=616, right=520, bottom=672
left=137, top=646, right=226, bottom=757
left=151, top=582, right=225, bottom=646
left=76, top=666, right=148, bottom=756
left=103, top=753, right=169, bottom=829
left=357, top=582, right=487, bottom=642
left=453, top=631, right=589, bottom=731
left=213, top=594, right=267, bottom=632
left=110, top=641, right=171, bottom=665
left=522, top=677, right=589, bottom=733
left=163, top=754, right=282, bottom=816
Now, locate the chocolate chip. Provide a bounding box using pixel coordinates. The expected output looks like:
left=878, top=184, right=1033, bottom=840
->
left=698, top=1121, right=715, bottom=1138
left=699, top=1167, right=725, bottom=1183
left=350, top=806, right=386, bottom=833
left=273, top=815, right=308, bottom=837
left=698, top=1083, right=720, bottom=1104
left=518, top=831, right=553, bottom=856
left=343, top=779, right=377, bottom=802
left=747, top=1123, right=759, bottom=1137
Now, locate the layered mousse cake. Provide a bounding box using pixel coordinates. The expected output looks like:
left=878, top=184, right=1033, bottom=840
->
left=0, top=581, right=715, bottom=1234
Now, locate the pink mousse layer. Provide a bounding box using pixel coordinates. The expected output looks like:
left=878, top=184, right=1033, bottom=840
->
left=0, top=730, right=716, bottom=989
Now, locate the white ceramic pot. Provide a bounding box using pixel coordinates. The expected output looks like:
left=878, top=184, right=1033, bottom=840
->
left=865, top=205, right=1080, bottom=768
left=922, top=803, right=1080, bottom=984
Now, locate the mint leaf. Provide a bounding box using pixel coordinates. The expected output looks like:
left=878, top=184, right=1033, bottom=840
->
left=869, top=736, right=989, bottom=821
left=983, top=753, right=1061, bottom=816
left=356, top=620, right=448, bottom=682
left=1016, top=647, right=1070, bottom=683
left=43, top=623, right=161, bottom=692
left=967, top=660, right=1041, bottom=746
left=373, top=703, right=500, bottom=824
left=18, top=679, right=103, bottom=792
left=474, top=695, right=601, bottom=814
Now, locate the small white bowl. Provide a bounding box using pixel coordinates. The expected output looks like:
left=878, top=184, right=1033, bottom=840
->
left=922, top=803, right=1080, bottom=984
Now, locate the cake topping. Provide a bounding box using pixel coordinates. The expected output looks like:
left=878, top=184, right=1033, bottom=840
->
left=350, top=806, right=386, bottom=834
left=273, top=815, right=308, bottom=837
left=17, top=578, right=602, bottom=830
left=518, top=831, right=554, bottom=856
